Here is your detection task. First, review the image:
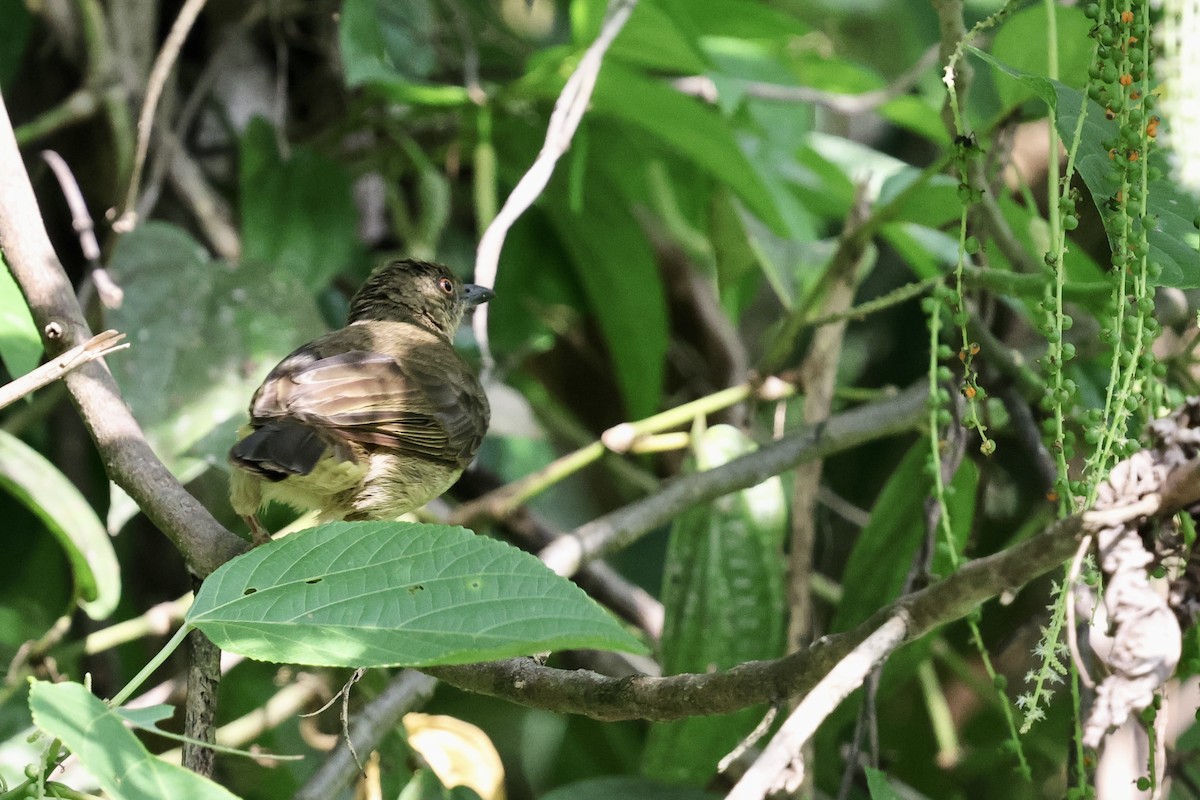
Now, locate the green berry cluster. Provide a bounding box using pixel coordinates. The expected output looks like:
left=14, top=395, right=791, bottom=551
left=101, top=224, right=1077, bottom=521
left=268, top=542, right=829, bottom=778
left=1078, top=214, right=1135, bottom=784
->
left=1079, top=0, right=1163, bottom=492
left=948, top=137, right=995, bottom=456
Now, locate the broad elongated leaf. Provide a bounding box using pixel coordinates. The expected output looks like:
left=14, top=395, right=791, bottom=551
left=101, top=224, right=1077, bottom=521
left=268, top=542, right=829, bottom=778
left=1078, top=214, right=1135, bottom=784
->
left=0, top=429, right=119, bottom=619
left=544, top=183, right=668, bottom=420
left=971, top=48, right=1200, bottom=288
left=990, top=5, right=1092, bottom=108
left=187, top=521, right=646, bottom=667
left=643, top=425, right=786, bottom=785
left=657, top=0, right=808, bottom=39
left=1056, top=85, right=1200, bottom=288
left=337, top=0, right=468, bottom=105
left=590, top=61, right=786, bottom=232
left=28, top=681, right=240, bottom=800
left=584, top=1, right=706, bottom=73
left=0, top=254, right=40, bottom=378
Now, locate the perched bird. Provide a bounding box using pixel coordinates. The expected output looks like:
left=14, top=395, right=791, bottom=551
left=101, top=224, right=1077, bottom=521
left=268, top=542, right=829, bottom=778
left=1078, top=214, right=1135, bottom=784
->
left=229, top=259, right=492, bottom=538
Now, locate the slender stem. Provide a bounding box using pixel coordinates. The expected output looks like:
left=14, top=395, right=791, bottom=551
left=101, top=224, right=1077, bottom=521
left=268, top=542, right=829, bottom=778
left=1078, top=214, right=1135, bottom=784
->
left=108, top=624, right=192, bottom=707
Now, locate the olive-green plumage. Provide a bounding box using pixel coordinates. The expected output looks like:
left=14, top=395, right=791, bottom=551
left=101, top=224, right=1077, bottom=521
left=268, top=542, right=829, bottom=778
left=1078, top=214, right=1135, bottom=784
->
left=228, top=259, right=492, bottom=533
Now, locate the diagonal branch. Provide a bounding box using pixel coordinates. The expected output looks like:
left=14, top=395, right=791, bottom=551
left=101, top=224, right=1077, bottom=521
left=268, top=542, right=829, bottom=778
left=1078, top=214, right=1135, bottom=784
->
left=539, top=383, right=928, bottom=576
left=430, top=513, right=1086, bottom=721
left=0, top=87, right=247, bottom=577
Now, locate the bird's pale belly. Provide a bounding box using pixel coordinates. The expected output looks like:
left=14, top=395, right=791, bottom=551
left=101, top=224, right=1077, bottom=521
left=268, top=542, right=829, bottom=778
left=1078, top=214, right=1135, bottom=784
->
left=235, top=450, right=461, bottom=522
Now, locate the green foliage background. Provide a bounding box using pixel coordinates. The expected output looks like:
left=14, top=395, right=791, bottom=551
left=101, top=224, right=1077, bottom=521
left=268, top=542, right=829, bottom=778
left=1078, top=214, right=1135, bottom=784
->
left=2, top=0, right=1200, bottom=797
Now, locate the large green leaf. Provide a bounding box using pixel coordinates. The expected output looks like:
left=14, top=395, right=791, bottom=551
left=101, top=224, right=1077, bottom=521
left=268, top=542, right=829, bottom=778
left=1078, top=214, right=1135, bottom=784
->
left=544, top=184, right=668, bottom=420
left=104, top=223, right=326, bottom=485
left=28, top=681, right=240, bottom=800
left=240, top=118, right=361, bottom=286
left=971, top=48, right=1200, bottom=288
left=581, top=1, right=706, bottom=74
left=337, top=0, right=469, bottom=105
left=590, top=61, right=786, bottom=232
left=1055, top=85, right=1200, bottom=289
left=339, top=0, right=434, bottom=85
left=0, top=254, right=41, bottom=378
left=0, top=430, right=119, bottom=619
left=187, top=521, right=647, bottom=667
left=657, top=0, right=808, bottom=40
left=643, top=425, right=786, bottom=785
left=990, top=4, right=1092, bottom=108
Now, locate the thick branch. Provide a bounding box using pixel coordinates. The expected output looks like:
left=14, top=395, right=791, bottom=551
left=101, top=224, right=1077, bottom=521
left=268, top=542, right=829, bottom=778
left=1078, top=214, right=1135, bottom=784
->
left=539, top=383, right=928, bottom=576
left=0, top=88, right=246, bottom=577
left=430, top=514, right=1084, bottom=721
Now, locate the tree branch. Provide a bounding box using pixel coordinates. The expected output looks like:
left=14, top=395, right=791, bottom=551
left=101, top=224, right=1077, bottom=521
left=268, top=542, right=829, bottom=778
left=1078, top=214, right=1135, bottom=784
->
left=539, top=383, right=928, bottom=576
left=430, top=513, right=1085, bottom=721
left=0, top=87, right=247, bottom=577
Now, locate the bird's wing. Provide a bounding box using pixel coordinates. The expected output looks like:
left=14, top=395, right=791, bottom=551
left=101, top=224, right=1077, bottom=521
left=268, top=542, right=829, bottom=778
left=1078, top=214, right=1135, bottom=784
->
left=252, top=349, right=487, bottom=469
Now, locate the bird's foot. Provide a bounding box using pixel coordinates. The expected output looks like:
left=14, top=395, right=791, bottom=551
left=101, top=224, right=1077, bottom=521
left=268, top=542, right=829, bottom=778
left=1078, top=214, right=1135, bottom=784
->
left=244, top=515, right=272, bottom=546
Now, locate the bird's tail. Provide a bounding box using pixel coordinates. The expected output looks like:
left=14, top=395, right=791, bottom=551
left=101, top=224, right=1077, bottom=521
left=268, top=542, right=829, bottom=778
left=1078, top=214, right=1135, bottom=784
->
left=229, top=420, right=331, bottom=481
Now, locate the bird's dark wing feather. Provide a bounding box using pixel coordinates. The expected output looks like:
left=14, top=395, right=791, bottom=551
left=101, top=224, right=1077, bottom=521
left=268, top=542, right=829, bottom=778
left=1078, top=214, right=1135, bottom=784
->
left=251, top=348, right=488, bottom=469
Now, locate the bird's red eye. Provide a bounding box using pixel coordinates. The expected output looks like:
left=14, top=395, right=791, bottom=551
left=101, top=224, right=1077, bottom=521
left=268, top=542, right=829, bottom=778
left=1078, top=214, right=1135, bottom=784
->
left=438, top=277, right=454, bottom=294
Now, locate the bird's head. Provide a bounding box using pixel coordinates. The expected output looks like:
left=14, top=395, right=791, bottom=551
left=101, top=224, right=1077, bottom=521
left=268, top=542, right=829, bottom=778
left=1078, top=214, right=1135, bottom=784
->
left=347, top=259, right=494, bottom=337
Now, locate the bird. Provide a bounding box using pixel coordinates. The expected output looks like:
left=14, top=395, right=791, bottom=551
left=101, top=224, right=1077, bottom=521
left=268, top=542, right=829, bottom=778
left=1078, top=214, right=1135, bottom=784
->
left=228, top=259, right=492, bottom=539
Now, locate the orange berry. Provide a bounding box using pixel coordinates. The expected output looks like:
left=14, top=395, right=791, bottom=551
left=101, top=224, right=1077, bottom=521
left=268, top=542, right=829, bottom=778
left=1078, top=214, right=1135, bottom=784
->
left=1130, top=91, right=1142, bottom=100
left=963, top=385, right=977, bottom=400
left=1128, top=150, right=1140, bottom=162
left=1121, top=10, right=1134, bottom=23
left=969, top=342, right=981, bottom=356
left=1119, top=74, right=1134, bottom=86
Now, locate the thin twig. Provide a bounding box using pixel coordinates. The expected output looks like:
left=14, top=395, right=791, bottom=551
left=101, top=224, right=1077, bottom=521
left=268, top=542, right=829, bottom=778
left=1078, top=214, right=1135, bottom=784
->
left=539, top=383, right=928, bottom=577
left=451, top=376, right=797, bottom=528
left=0, top=88, right=248, bottom=577
left=40, top=151, right=124, bottom=308
left=0, top=330, right=127, bottom=411
left=788, top=185, right=873, bottom=654
left=727, top=615, right=910, bottom=800
left=750, top=46, right=939, bottom=114
left=294, top=671, right=438, bottom=800
left=442, top=0, right=485, bottom=104
left=164, top=133, right=241, bottom=262
left=13, top=89, right=101, bottom=146
left=114, top=0, right=210, bottom=230
left=472, top=0, right=639, bottom=369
